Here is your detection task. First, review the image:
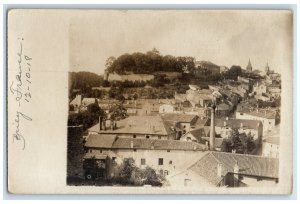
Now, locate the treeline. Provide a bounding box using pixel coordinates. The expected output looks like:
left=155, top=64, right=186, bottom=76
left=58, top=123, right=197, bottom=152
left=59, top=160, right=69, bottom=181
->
left=69, top=71, right=104, bottom=91
left=105, top=48, right=195, bottom=74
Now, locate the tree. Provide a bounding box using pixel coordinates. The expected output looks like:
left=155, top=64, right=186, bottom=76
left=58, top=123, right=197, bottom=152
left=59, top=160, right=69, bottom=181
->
left=223, top=65, right=242, bottom=80
left=105, top=56, right=116, bottom=70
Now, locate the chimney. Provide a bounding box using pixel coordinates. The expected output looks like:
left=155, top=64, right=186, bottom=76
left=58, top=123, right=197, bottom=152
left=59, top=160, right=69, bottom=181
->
left=111, top=120, right=114, bottom=130
left=99, top=116, right=103, bottom=131
left=103, top=120, right=106, bottom=130
left=234, top=161, right=239, bottom=180
left=217, top=163, right=223, bottom=177
left=209, top=104, right=216, bottom=151
left=130, top=141, right=134, bottom=148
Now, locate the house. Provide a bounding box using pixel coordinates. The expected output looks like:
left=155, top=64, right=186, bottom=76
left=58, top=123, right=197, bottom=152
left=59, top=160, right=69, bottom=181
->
left=214, top=118, right=263, bottom=141
left=88, top=115, right=170, bottom=140
left=161, top=113, right=199, bottom=135
left=70, top=94, right=82, bottom=112
left=83, top=134, right=208, bottom=180
left=236, top=106, right=279, bottom=135
left=180, top=127, right=210, bottom=143
left=262, top=137, right=280, bottom=158
left=168, top=152, right=279, bottom=187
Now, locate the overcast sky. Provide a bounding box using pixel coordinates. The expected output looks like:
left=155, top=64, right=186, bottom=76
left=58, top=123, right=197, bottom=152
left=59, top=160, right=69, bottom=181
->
left=69, top=10, right=292, bottom=75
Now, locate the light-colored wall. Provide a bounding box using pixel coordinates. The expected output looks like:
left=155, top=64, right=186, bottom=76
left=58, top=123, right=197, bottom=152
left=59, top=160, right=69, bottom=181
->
left=236, top=111, right=275, bottom=135
left=89, top=148, right=207, bottom=177
left=241, top=176, right=278, bottom=187
left=262, top=142, right=279, bottom=158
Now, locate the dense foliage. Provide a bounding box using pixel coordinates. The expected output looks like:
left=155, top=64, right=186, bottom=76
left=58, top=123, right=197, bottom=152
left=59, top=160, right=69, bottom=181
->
left=105, top=48, right=195, bottom=74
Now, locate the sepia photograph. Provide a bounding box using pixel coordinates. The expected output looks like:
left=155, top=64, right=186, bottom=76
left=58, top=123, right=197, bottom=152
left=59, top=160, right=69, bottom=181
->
left=66, top=10, right=289, bottom=189
left=6, top=9, right=293, bottom=194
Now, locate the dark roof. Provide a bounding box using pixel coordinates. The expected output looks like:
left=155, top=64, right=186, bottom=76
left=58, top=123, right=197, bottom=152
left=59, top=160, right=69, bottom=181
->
left=85, top=134, right=117, bottom=148
left=161, top=113, right=198, bottom=124
left=217, top=103, right=231, bottom=111
left=85, top=134, right=207, bottom=151
left=201, top=137, right=224, bottom=148
left=215, top=118, right=262, bottom=130
left=188, top=128, right=208, bottom=142
left=113, top=138, right=207, bottom=151
left=264, top=137, right=280, bottom=145
left=189, top=152, right=279, bottom=186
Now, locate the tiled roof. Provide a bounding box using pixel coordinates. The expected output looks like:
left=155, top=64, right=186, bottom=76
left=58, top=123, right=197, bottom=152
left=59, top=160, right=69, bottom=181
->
left=88, top=116, right=168, bottom=135
left=187, top=128, right=208, bottom=142
left=85, top=134, right=208, bottom=151
left=201, top=137, right=224, bottom=148
left=236, top=105, right=278, bottom=119
left=85, top=134, right=117, bottom=148
left=189, top=152, right=279, bottom=186
left=215, top=118, right=262, bottom=130
left=161, top=113, right=198, bottom=124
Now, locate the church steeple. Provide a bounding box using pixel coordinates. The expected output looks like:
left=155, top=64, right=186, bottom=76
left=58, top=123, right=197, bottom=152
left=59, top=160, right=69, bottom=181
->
left=265, top=62, right=270, bottom=75
left=246, top=58, right=252, bottom=72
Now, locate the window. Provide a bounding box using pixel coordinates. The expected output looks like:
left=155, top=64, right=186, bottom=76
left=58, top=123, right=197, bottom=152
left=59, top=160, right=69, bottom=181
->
left=158, top=136, right=161, bottom=139
left=134, top=149, right=137, bottom=152
left=187, top=137, right=191, bottom=141
left=146, top=135, right=150, bottom=139
left=99, top=149, right=102, bottom=153
left=141, top=158, right=146, bottom=165
left=158, top=158, right=163, bottom=165
left=133, top=135, right=136, bottom=138
left=167, top=150, right=170, bottom=152
left=89, top=149, right=92, bottom=153
left=240, top=113, right=244, bottom=115
left=164, top=170, right=169, bottom=176
left=169, top=160, right=173, bottom=165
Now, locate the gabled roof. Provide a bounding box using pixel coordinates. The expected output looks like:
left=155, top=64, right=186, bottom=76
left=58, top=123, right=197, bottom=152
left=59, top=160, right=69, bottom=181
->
left=85, top=134, right=117, bottom=148
left=189, top=152, right=279, bottom=186
left=201, top=137, right=224, bottom=148
left=161, top=113, right=198, bottom=124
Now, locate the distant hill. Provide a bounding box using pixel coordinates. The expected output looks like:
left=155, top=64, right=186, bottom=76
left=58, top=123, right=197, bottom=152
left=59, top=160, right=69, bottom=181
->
left=106, top=49, right=195, bottom=74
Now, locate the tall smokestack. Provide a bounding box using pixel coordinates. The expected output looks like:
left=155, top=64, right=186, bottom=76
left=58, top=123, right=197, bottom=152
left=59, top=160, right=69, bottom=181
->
left=210, top=103, right=216, bottom=151
left=99, top=116, right=103, bottom=131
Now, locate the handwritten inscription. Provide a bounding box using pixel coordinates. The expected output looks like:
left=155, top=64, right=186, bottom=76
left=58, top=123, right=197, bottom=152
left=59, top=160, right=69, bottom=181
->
left=10, top=38, right=32, bottom=150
